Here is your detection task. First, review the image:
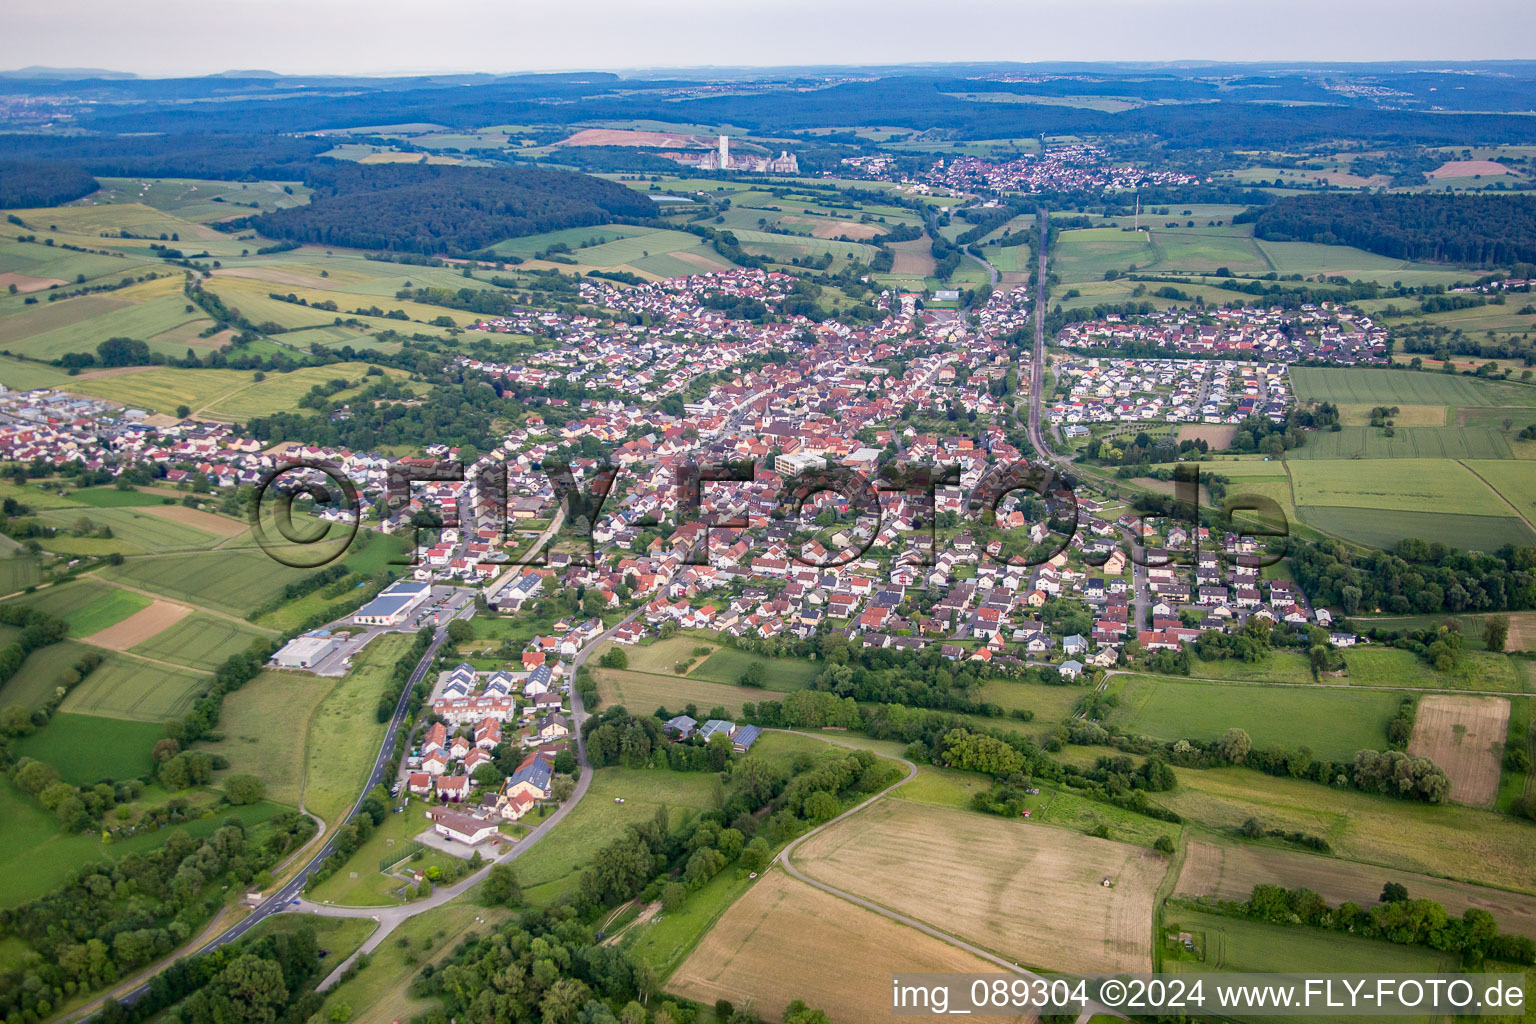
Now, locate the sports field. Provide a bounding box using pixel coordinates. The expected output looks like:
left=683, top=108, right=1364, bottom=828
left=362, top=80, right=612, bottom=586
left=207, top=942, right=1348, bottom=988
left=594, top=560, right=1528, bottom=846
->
left=58, top=653, right=209, bottom=722
left=793, top=799, right=1169, bottom=973
left=1176, top=840, right=1536, bottom=941
left=670, top=868, right=1029, bottom=1024
left=131, top=612, right=269, bottom=671
left=1407, top=695, right=1510, bottom=807
left=1108, top=676, right=1399, bottom=760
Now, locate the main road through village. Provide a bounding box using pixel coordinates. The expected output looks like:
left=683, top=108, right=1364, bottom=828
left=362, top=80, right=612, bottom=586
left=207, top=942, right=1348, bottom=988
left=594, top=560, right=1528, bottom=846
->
left=83, top=219, right=1121, bottom=1023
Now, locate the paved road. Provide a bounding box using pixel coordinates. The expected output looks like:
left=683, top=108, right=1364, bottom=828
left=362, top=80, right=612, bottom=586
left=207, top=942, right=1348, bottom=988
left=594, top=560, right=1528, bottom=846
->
left=1025, top=207, right=1054, bottom=470
left=300, top=607, right=643, bottom=990
left=82, top=600, right=473, bottom=1019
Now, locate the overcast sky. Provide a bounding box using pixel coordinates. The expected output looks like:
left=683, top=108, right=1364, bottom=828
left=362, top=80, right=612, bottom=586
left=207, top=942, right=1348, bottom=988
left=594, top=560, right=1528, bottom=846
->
left=5, top=0, right=1535, bottom=77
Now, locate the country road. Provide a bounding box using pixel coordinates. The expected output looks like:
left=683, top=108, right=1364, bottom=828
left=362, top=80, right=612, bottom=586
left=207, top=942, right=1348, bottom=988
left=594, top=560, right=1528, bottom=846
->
left=299, top=606, right=643, bottom=990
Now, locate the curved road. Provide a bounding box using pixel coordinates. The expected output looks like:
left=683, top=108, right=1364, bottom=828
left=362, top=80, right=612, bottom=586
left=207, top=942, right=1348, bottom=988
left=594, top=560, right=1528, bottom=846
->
left=300, top=607, right=643, bottom=990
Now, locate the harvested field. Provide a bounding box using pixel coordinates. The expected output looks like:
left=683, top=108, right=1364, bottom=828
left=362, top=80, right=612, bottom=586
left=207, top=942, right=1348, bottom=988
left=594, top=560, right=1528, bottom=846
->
left=809, top=220, right=884, bottom=240
left=792, top=800, right=1168, bottom=973
left=211, top=265, right=335, bottom=289
left=1176, top=839, right=1536, bottom=941
left=1408, top=695, right=1509, bottom=807
left=0, top=272, right=65, bottom=293
left=140, top=503, right=248, bottom=538
left=1429, top=160, right=1517, bottom=178
left=81, top=599, right=190, bottom=650
left=1177, top=424, right=1237, bottom=447
left=670, top=869, right=1031, bottom=1024
left=888, top=238, right=938, bottom=276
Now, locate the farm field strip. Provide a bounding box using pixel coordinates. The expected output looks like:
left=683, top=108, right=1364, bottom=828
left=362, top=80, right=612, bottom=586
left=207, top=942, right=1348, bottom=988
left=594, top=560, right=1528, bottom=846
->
left=791, top=799, right=1168, bottom=973
left=1406, top=695, right=1510, bottom=807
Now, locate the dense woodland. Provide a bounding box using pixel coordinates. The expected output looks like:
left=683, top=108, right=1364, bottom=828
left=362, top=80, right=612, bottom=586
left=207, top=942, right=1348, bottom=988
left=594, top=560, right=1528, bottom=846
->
left=0, top=133, right=333, bottom=180
left=1249, top=194, right=1536, bottom=265
left=250, top=163, right=658, bottom=255
left=0, top=160, right=99, bottom=208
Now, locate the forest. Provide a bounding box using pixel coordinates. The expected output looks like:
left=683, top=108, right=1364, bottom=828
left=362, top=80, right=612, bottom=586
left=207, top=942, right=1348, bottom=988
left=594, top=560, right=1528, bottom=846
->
left=250, top=162, right=658, bottom=255
left=1248, top=193, right=1536, bottom=265
left=0, top=159, right=99, bottom=208
left=0, top=133, right=333, bottom=180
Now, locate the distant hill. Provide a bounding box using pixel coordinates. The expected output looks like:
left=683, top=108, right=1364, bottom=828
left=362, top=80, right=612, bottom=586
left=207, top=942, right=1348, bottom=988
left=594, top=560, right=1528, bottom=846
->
left=0, top=66, right=137, bottom=79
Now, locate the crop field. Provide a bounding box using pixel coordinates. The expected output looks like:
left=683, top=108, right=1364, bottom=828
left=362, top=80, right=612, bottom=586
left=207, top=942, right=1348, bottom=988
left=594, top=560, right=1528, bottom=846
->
left=59, top=652, right=208, bottom=722
left=140, top=503, right=249, bottom=537
left=36, top=503, right=224, bottom=555
left=1289, top=367, right=1536, bottom=409
left=1463, top=459, right=1536, bottom=527
left=0, top=639, right=97, bottom=712
left=1158, top=767, right=1536, bottom=894
left=1284, top=426, right=1513, bottom=460
left=1338, top=647, right=1523, bottom=692
left=690, top=647, right=820, bottom=689
left=100, top=549, right=315, bottom=618
left=1052, top=227, right=1158, bottom=283
left=65, top=361, right=415, bottom=419
left=1407, top=695, right=1510, bottom=807
left=0, top=276, right=217, bottom=360
left=592, top=666, right=789, bottom=718
left=1176, top=840, right=1536, bottom=941
left=1288, top=458, right=1500, bottom=513
left=1108, top=676, right=1399, bottom=759
left=131, top=612, right=268, bottom=671
left=199, top=669, right=333, bottom=807
left=11, top=712, right=160, bottom=784
left=84, top=177, right=310, bottom=221
left=1294, top=505, right=1536, bottom=551
left=793, top=800, right=1168, bottom=973
left=1146, top=228, right=1272, bottom=275
left=670, top=868, right=1029, bottom=1024
left=81, top=599, right=189, bottom=650
left=1335, top=403, right=1450, bottom=427
left=0, top=356, right=73, bottom=391
left=488, top=223, right=656, bottom=257
left=729, top=229, right=878, bottom=266
left=2, top=578, right=148, bottom=636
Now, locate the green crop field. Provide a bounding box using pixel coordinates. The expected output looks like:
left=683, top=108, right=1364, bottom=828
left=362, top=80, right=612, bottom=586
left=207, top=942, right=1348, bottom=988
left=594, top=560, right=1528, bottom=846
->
left=1290, top=367, right=1536, bottom=409
left=1295, top=505, right=1536, bottom=551
left=690, top=647, right=820, bottom=689
left=65, top=361, right=413, bottom=419
left=0, top=356, right=73, bottom=391
left=593, top=665, right=789, bottom=719
left=85, top=178, right=309, bottom=221
left=2, top=578, right=148, bottom=636
left=0, top=555, right=40, bottom=595
left=1284, top=426, right=1514, bottom=460
left=65, top=487, right=169, bottom=508
left=1052, top=227, right=1158, bottom=283
left=59, top=653, right=208, bottom=722
left=1109, top=675, right=1400, bottom=759
left=131, top=613, right=269, bottom=672
left=1146, top=228, right=1272, bottom=275
left=0, top=640, right=97, bottom=713
left=100, top=549, right=316, bottom=618
left=1159, top=767, right=1536, bottom=893
left=976, top=678, right=1089, bottom=722
left=11, top=712, right=161, bottom=784
left=490, top=223, right=656, bottom=257
left=35, top=504, right=222, bottom=555
left=1288, top=458, right=1505, bottom=514
left=1464, top=459, right=1536, bottom=527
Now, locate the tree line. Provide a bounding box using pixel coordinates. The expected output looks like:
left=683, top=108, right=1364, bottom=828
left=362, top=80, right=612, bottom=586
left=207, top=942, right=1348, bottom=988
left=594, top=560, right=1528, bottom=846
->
left=1248, top=194, right=1536, bottom=266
